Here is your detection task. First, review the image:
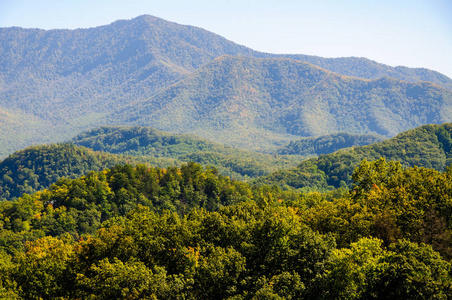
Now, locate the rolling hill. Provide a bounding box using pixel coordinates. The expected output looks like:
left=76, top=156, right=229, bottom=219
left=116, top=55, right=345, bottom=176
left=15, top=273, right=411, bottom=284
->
left=1, top=15, right=452, bottom=156
left=0, top=124, right=302, bottom=200
left=254, top=123, right=452, bottom=191
left=0, top=143, right=155, bottom=200
left=71, top=125, right=302, bottom=180
left=277, top=132, right=386, bottom=156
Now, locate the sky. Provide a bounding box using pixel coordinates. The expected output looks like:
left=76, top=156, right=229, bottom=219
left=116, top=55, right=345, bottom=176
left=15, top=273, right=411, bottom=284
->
left=0, top=0, right=451, bottom=79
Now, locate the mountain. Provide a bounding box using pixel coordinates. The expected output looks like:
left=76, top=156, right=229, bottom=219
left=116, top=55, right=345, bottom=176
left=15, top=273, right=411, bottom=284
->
left=110, top=56, right=452, bottom=150
left=1, top=15, right=451, bottom=156
left=71, top=125, right=301, bottom=180
left=280, top=54, right=452, bottom=90
left=254, top=123, right=452, bottom=191
left=0, top=15, right=257, bottom=156
left=277, top=132, right=386, bottom=156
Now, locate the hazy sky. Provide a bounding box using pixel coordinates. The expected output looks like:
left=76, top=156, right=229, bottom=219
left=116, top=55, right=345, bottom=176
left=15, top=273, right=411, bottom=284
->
left=0, top=0, right=451, bottom=79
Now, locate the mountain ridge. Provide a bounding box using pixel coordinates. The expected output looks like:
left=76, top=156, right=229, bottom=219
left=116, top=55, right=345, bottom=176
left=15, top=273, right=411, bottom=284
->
left=1, top=14, right=451, bottom=156
left=109, top=55, right=452, bottom=150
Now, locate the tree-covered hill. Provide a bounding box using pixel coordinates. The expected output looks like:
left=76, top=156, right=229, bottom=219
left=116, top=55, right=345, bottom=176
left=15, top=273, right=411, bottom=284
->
left=72, top=125, right=250, bottom=157
left=72, top=125, right=302, bottom=180
left=255, top=123, right=452, bottom=191
left=0, top=126, right=302, bottom=201
left=1, top=160, right=452, bottom=298
left=277, top=132, right=386, bottom=156
left=111, top=56, right=452, bottom=150
left=1, top=15, right=451, bottom=156
left=0, top=143, right=173, bottom=201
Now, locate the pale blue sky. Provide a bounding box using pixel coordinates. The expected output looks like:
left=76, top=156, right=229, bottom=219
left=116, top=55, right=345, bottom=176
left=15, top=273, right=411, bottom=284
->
left=0, top=0, right=451, bottom=79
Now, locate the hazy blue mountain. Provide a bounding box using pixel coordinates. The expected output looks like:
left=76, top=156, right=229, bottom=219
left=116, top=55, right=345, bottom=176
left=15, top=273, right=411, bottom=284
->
left=0, top=15, right=257, bottom=156
left=0, top=15, right=451, bottom=156
left=278, top=54, right=452, bottom=90
left=110, top=56, right=452, bottom=150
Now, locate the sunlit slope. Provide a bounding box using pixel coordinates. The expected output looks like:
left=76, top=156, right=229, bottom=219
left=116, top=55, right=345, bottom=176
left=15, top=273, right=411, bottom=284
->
left=111, top=56, right=452, bottom=150
left=255, top=123, right=452, bottom=190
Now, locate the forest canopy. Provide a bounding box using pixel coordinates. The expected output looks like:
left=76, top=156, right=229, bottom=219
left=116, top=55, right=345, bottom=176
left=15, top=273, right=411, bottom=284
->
left=0, top=159, right=451, bottom=299
left=256, top=123, right=452, bottom=191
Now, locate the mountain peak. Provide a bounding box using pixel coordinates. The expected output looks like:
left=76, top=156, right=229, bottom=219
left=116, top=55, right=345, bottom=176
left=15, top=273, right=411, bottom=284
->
left=0, top=15, right=451, bottom=156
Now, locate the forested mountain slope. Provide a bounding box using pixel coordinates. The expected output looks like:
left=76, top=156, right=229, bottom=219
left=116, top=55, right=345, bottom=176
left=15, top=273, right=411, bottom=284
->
left=281, top=54, right=452, bottom=90
left=72, top=125, right=301, bottom=180
left=255, top=123, right=452, bottom=190
left=112, top=56, right=452, bottom=150
left=0, top=144, right=166, bottom=201
left=1, top=15, right=451, bottom=156
left=277, top=132, right=386, bottom=156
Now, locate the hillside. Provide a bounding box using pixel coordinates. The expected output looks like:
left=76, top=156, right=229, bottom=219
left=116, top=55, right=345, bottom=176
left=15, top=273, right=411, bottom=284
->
left=0, top=125, right=303, bottom=201
left=71, top=125, right=301, bottom=180
left=1, top=161, right=452, bottom=298
left=277, top=132, right=386, bottom=156
left=0, top=15, right=257, bottom=156
left=111, top=56, right=452, bottom=150
left=255, top=123, right=452, bottom=191
left=1, top=15, right=451, bottom=156
left=0, top=143, right=171, bottom=201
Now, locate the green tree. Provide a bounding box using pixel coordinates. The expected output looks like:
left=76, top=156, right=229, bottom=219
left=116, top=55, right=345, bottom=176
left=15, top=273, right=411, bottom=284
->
left=12, top=236, right=75, bottom=299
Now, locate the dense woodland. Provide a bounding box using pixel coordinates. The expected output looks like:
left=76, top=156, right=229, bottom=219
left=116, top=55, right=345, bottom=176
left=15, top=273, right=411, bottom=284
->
left=1, top=14, right=452, bottom=299
left=2, top=123, right=445, bottom=202
left=277, top=132, right=385, bottom=156
left=0, top=159, right=452, bottom=299
left=0, top=127, right=302, bottom=202
left=0, top=143, right=178, bottom=201
left=256, top=123, right=452, bottom=191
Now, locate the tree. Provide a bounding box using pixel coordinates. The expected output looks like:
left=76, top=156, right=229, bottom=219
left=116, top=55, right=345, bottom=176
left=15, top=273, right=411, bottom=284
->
left=12, top=236, right=75, bottom=299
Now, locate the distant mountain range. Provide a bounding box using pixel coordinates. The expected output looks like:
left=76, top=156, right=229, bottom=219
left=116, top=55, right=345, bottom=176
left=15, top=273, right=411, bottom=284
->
left=1, top=15, right=451, bottom=156
left=111, top=55, right=452, bottom=150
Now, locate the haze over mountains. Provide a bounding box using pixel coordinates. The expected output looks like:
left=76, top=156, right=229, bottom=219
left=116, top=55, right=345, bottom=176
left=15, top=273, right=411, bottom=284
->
left=1, top=15, right=452, bottom=156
